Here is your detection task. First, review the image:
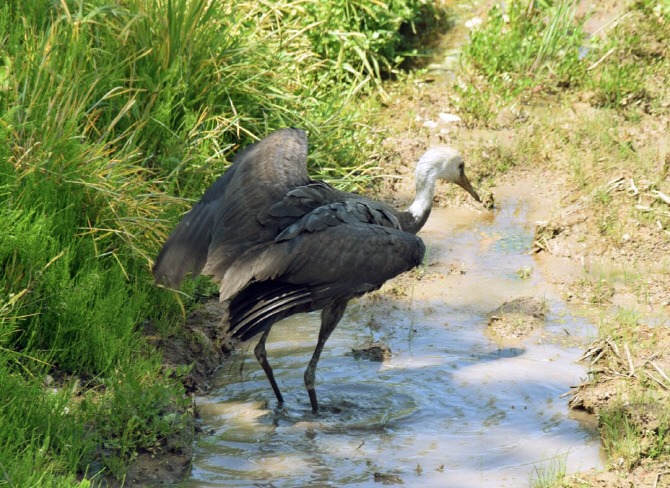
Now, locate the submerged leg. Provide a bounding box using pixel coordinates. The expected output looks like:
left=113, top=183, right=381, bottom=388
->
left=254, top=328, right=284, bottom=405
left=304, top=298, right=349, bottom=412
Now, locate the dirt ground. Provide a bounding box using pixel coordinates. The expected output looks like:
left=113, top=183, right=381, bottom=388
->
left=486, top=296, right=549, bottom=339
left=119, top=1, right=670, bottom=486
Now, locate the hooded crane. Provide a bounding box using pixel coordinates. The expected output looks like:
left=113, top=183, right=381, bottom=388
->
left=153, top=128, right=480, bottom=412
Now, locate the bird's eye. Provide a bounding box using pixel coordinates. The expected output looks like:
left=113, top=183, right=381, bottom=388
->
left=459, top=163, right=464, bottom=171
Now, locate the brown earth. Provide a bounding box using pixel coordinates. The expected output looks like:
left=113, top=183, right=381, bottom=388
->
left=486, top=296, right=549, bottom=339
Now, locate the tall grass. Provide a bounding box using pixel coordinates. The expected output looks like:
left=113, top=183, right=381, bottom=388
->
left=0, top=0, right=437, bottom=483
left=302, top=0, right=441, bottom=89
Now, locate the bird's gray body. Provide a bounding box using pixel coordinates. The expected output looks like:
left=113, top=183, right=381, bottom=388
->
left=154, top=128, right=478, bottom=411
left=154, top=128, right=425, bottom=336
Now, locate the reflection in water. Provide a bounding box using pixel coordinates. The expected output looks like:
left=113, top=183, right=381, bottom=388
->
left=187, top=198, right=603, bottom=488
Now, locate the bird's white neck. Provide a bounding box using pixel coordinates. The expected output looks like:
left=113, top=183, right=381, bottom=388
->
left=405, top=165, right=436, bottom=233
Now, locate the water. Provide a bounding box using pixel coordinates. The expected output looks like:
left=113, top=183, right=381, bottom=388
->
left=186, top=195, right=603, bottom=488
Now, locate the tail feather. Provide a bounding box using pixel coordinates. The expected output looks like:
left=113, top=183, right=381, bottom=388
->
left=231, top=290, right=311, bottom=339
left=229, top=282, right=301, bottom=325
left=228, top=281, right=315, bottom=342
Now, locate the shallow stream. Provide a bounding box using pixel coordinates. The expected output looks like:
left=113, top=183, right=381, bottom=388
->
left=186, top=191, right=604, bottom=488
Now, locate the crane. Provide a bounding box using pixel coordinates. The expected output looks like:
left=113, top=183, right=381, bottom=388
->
left=153, top=128, right=480, bottom=411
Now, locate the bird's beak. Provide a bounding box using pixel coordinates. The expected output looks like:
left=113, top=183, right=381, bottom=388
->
left=457, top=174, right=481, bottom=203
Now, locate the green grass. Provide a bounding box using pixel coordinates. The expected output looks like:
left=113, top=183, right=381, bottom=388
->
left=0, top=0, right=442, bottom=484
left=467, top=1, right=586, bottom=90
left=455, top=0, right=670, bottom=124
left=302, top=0, right=442, bottom=87
left=531, top=454, right=568, bottom=488
left=454, top=0, right=588, bottom=123
left=599, top=394, right=670, bottom=471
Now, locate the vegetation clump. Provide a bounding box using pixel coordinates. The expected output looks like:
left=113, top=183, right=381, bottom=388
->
left=455, top=0, right=670, bottom=123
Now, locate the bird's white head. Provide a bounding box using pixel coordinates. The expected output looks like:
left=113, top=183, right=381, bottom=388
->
left=415, top=147, right=480, bottom=202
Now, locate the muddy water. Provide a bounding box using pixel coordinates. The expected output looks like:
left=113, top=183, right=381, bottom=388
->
left=186, top=196, right=603, bottom=488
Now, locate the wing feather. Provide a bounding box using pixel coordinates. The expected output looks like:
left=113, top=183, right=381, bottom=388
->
left=154, top=128, right=310, bottom=288
left=224, top=225, right=425, bottom=342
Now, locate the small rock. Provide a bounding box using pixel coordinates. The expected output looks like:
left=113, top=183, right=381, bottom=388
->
left=438, top=113, right=461, bottom=123
left=489, top=297, right=548, bottom=319
left=374, top=472, right=404, bottom=485
left=422, top=120, right=438, bottom=129
left=350, top=341, right=392, bottom=362
left=486, top=297, right=548, bottom=339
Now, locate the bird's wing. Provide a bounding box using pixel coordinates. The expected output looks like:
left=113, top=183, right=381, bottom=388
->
left=152, top=164, right=239, bottom=289
left=276, top=224, right=425, bottom=291
left=218, top=221, right=425, bottom=301
left=202, top=128, right=311, bottom=278
left=153, top=128, right=310, bottom=289
left=224, top=223, right=425, bottom=340
left=265, top=181, right=336, bottom=220
left=274, top=200, right=401, bottom=241
left=268, top=182, right=401, bottom=227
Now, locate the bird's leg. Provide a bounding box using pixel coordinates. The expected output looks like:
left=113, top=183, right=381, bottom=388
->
left=254, top=328, right=284, bottom=405
left=305, top=298, right=349, bottom=412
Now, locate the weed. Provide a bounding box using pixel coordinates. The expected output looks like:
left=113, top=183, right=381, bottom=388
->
left=96, top=364, right=194, bottom=476
left=599, top=395, right=670, bottom=471
left=517, top=266, right=533, bottom=279
left=574, top=274, right=615, bottom=305
left=531, top=453, right=568, bottom=488
left=457, top=1, right=587, bottom=107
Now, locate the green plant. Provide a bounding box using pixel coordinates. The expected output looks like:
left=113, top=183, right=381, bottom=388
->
left=96, top=364, right=194, bottom=476
left=0, top=372, right=97, bottom=486
left=531, top=454, right=567, bottom=488
left=460, top=1, right=588, bottom=100
left=517, top=266, right=533, bottom=279
left=302, top=0, right=441, bottom=89
left=599, top=399, right=670, bottom=470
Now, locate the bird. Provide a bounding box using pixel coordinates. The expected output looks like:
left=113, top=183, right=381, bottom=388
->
left=153, top=128, right=480, bottom=412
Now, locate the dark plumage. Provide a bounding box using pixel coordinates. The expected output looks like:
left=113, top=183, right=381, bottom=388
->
left=153, top=128, right=480, bottom=411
